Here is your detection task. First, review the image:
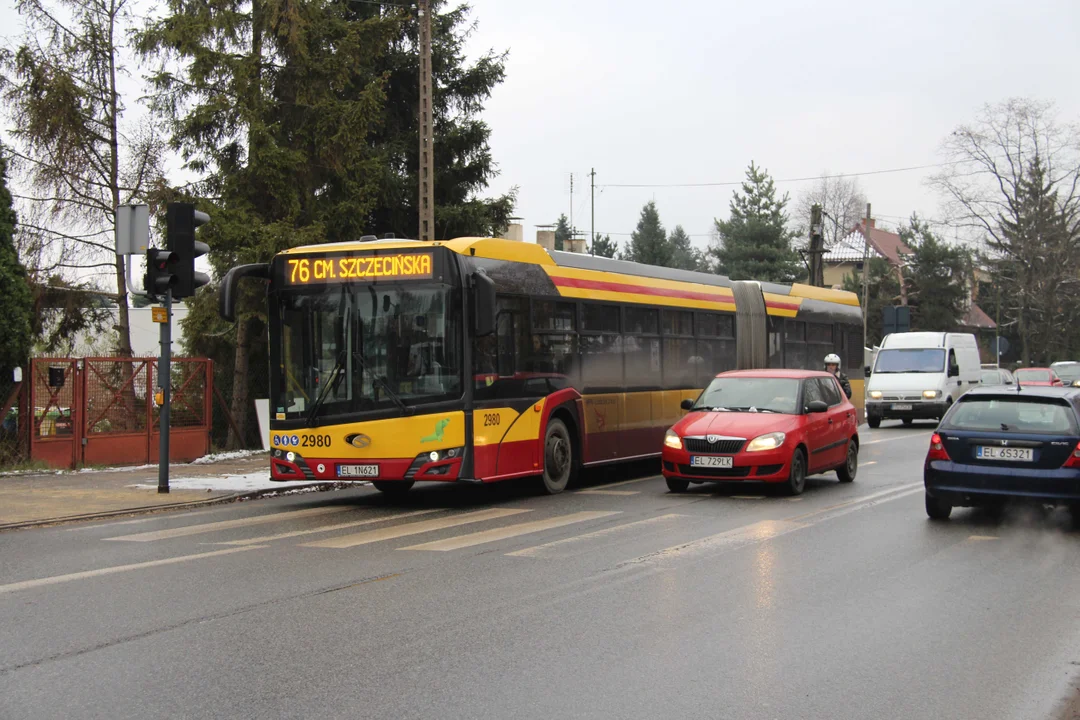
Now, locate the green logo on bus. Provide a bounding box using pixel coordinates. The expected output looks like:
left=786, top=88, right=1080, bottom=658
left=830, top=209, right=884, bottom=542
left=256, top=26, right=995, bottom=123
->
left=421, top=418, right=450, bottom=443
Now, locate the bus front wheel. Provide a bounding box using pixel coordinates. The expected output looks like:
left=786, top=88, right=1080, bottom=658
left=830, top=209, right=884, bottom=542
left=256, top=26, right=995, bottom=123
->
left=539, top=418, right=574, bottom=495
left=373, top=480, right=414, bottom=497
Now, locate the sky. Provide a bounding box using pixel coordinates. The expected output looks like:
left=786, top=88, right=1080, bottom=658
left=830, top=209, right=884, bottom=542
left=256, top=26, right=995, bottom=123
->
left=461, top=0, right=1080, bottom=250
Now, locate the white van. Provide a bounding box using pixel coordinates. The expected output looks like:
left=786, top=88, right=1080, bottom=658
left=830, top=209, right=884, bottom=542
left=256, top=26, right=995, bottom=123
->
left=865, top=332, right=981, bottom=428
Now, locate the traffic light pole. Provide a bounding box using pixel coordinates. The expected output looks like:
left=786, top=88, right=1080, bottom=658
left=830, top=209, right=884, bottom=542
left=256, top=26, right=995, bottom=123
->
left=158, top=290, right=172, bottom=493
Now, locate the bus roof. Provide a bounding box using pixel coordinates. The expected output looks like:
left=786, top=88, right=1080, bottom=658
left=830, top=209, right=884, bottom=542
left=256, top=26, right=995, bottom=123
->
left=278, top=236, right=861, bottom=309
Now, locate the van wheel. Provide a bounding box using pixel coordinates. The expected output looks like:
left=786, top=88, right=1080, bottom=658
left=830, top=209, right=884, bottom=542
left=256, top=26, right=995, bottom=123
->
left=539, top=418, right=574, bottom=495
left=783, top=449, right=807, bottom=496
left=836, top=441, right=857, bottom=483
left=868, top=416, right=881, bottom=429
left=373, top=481, right=414, bottom=497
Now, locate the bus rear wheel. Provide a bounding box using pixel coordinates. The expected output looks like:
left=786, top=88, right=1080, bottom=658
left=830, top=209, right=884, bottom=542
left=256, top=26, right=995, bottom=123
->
left=539, top=418, right=574, bottom=495
left=373, top=480, right=414, bottom=497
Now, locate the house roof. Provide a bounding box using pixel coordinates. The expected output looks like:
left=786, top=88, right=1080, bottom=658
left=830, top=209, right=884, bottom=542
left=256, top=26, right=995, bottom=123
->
left=959, top=302, right=996, bottom=330
left=822, top=219, right=913, bottom=265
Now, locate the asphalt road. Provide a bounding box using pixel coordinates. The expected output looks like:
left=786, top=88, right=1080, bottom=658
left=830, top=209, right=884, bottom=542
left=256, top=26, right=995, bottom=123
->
left=2, top=421, right=1080, bottom=720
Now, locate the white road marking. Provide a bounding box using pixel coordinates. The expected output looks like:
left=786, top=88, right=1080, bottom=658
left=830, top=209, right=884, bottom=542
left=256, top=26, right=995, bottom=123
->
left=400, top=511, right=620, bottom=552
left=969, top=535, right=1000, bottom=541
left=863, top=432, right=933, bottom=445
left=860, top=461, right=877, bottom=467
left=302, top=508, right=529, bottom=549
left=507, top=514, right=685, bottom=558
left=790, top=482, right=923, bottom=523
left=212, top=509, right=443, bottom=546
left=0, top=546, right=263, bottom=595
left=623, top=482, right=925, bottom=566
left=65, top=504, right=246, bottom=532
left=574, top=476, right=654, bottom=492
left=627, top=519, right=805, bottom=564
left=575, top=489, right=640, bottom=496
left=103, top=506, right=348, bottom=542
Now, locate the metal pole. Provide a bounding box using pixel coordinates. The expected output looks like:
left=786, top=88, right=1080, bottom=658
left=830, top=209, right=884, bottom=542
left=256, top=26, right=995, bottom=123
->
left=861, top=202, right=872, bottom=347
left=995, top=279, right=1001, bottom=368
left=590, top=168, right=596, bottom=255
left=417, top=0, right=435, bottom=240
left=158, top=290, right=171, bottom=493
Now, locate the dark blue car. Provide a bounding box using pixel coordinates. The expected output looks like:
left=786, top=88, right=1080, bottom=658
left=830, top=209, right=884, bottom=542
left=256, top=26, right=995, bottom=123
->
left=923, top=386, right=1080, bottom=519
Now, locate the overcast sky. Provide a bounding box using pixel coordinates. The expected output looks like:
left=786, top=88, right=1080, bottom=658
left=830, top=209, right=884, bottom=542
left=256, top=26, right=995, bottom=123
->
left=463, top=0, right=1080, bottom=249
left=2, top=0, right=1078, bottom=256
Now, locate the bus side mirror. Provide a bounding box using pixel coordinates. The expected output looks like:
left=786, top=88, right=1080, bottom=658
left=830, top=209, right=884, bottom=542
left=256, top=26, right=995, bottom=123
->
left=219, top=263, right=270, bottom=322
left=473, top=270, right=497, bottom=337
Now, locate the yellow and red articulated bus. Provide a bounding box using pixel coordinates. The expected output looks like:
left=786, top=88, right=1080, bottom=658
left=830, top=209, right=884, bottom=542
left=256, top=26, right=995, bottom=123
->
left=219, top=237, right=863, bottom=495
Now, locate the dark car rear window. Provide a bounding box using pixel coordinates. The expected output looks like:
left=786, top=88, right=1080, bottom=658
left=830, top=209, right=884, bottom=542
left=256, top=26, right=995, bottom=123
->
left=943, top=397, right=1077, bottom=434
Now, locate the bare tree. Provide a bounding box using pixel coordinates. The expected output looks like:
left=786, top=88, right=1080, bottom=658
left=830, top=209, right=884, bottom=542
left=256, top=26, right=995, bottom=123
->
left=929, top=98, right=1080, bottom=363
left=795, top=173, right=867, bottom=247
left=1, top=0, right=165, bottom=357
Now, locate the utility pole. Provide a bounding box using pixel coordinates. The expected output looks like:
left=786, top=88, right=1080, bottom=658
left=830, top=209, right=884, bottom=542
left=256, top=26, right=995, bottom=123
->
left=590, top=168, right=596, bottom=255
left=417, top=0, right=435, bottom=240
left=569, top=173, right=574, bottom=237
left=861, top=202, right=872, bottom=347
left=808, top=203, right=824, bottom=287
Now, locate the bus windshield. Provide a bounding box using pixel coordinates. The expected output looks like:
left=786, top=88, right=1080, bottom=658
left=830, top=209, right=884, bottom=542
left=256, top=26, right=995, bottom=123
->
left=276, top=284, right=462, bottom=421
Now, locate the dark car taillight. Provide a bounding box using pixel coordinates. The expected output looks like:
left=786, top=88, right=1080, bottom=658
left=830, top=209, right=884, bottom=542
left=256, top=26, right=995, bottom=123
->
left=927, top=433, right=951, bottom=462
left=1061, top=441, right=1080, bottom=468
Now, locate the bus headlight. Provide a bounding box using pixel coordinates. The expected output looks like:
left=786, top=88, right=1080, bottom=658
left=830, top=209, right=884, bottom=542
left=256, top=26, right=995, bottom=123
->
left=868, top=391, right=883, bottom=400
left=746, top=432, right=786, bottom=452
left=664, top=429, right=682, bottom=450
left=922, top=390, right=940, bottom=399
left=286, top=451, right=296, bottom=462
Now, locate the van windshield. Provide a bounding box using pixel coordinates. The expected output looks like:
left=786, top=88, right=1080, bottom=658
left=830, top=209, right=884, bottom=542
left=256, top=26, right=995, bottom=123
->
left=874, top=348, right=945, bottom=374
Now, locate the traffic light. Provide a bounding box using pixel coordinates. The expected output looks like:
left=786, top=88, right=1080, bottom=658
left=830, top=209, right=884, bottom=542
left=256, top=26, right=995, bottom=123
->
left=166, top=202, right=211, bottom=299
left=145, top=247, right=179, bottom=297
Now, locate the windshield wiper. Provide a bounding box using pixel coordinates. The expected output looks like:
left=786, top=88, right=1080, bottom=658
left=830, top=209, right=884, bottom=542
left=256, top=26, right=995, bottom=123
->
left=306, top=357, right=346, bottom=427
left=353, top=351, right=412, bottom=415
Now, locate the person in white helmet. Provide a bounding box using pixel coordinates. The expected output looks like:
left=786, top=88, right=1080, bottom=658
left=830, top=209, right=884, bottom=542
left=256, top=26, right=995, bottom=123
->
left=824, top=353, right=852, bottom=398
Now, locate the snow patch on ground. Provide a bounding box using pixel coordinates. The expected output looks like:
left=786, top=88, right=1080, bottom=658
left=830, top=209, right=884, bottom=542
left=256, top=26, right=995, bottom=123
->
left=191, top=449, right=267, bottom=465
left=78, top=464, right=157, bottom=474
left=130, top=471, right=348, bottom=493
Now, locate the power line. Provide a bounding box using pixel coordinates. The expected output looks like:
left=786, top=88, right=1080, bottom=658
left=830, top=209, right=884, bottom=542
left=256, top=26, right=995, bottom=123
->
left=597, top=158, right=981, bottom=189
left=352, top=0, right=415, bottom=7
left=594, top=230, right=713, bottom=238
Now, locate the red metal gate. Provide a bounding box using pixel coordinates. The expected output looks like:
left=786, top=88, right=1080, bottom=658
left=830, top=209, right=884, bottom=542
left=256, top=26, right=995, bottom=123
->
left=29, top=357, right=212, bottom=470
left=29, top=359, right=80, bottom=470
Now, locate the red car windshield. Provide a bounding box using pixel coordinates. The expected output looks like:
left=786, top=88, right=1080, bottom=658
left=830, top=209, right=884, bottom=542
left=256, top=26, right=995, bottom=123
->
left=1015, top=369, right=1051, bottom=382
left=694, top=377, right=801, bottom=414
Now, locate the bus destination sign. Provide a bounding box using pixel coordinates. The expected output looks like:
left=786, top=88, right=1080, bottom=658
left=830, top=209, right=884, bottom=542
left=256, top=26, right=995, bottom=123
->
left=285, top=253, right=434, bottom=285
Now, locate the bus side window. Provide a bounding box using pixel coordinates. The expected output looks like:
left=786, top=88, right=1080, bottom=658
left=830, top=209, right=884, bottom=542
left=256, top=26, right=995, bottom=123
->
left=496, top=310, right=516, bottom=376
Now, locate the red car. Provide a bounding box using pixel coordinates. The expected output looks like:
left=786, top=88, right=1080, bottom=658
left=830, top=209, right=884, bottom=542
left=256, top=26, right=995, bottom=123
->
left=1013, top=367, right=1063, bottom=387
left=662, top=369, right=860, bottom=495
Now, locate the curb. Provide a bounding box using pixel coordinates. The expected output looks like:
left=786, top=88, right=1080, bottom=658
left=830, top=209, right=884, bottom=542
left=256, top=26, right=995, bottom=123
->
left=0, top=483, right=333, bottom=532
